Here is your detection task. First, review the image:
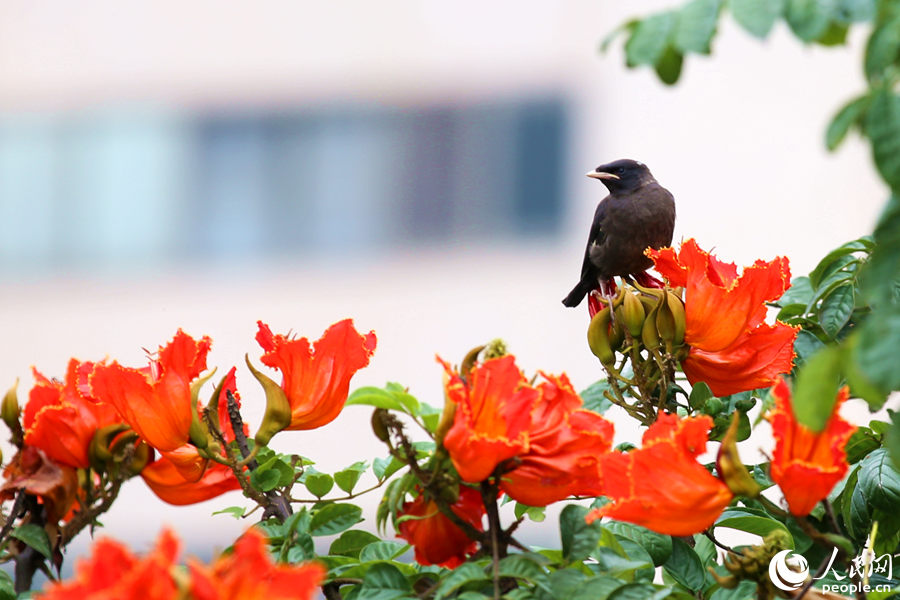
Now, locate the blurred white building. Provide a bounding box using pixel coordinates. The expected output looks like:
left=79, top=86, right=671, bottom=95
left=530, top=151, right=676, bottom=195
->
left=0, top=0, right=888, bottom=567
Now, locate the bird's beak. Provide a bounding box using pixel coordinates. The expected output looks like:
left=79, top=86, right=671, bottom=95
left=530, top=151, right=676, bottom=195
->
left=586, top=170, right=619, bottom=180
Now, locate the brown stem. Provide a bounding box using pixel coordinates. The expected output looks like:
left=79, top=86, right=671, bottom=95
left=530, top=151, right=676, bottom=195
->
left=227, top=391, right=292, bottom=521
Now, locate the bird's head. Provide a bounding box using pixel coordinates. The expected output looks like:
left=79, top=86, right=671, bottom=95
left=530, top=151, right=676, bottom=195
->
left=586, top=159, right=655, bottom=192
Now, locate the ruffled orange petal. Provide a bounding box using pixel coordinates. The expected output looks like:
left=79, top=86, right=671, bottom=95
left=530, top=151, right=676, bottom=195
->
left=256, top=319, right=376, bottom=431
left=589, top=414, right=732, bottom=536
left=500, top=373, right=614, bottom=506
left=767, top=380, right=855, bottom=516
left=189, top=529, right=325, bottom=600
left=141, top=453, right=240, bottom=506
left=397, top=486, right=484, bottom=568
left=682, top=322, right=798, bottom=397
left=649, top=239, right=792, bottom=352
left=90, top=331, right=211, bottom=452
left=442, top=356, right=535, bottom=483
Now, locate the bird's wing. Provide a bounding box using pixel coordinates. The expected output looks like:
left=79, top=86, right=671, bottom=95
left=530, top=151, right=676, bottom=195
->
left=579, top=200, right=607, bottom=281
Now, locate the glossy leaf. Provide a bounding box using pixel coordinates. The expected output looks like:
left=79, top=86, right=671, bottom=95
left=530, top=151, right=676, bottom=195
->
left=858, top=448, right=900, bottom=512
left=675, top=0, right=721, bottom=54
left=357, top=563, right=412, bottom=600
left=785, top=0, right=838, bottom=41
left=560, top=504, right=602, bottom=563
left=826, top=95, right=870, bottom=150
left=335, top=461, right=367, bottom=494
left=309, top=503, right=363, bottom=536
left=330, top=530, right=381, bottom=558
left=305, top=472, right=335, bottom=498
left=663, top=538, right=706, bottom=591
left=730, top=0, right=785, bottom=38
left=713, top=509, right=795, bottom=548
left=819, top=283, right=855, bottom=338
left=791, top=345, right=842, bottom=431
left=605, top=521, right=673, bottom=566
left=625, top=12, right=676, bottom=67
left=11, top=524, right=51, bottom=559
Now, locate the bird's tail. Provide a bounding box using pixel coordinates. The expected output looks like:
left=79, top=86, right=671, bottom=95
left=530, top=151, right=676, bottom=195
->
left=561, top=281, right=589, bottom=307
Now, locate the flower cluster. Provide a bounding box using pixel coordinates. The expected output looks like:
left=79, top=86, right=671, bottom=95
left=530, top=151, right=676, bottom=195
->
left=647, top=238, right=798, bottom=396
left=36, top=528, right=324, bottom=600
left=2, top=319, right=376, bottom=551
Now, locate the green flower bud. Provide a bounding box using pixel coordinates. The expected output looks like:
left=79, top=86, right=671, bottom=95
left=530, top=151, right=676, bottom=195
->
left=246, top=355, right=293, bottom=447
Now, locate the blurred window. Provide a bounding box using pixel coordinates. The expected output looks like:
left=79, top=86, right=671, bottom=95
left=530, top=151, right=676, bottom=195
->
left=0, top=97, right=567, bottom=273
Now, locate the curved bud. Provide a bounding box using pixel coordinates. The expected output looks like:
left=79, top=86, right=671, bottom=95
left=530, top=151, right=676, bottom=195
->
left=246, top=355, right=292, bottom=447
left=665, top=291, right=686, bottom=347
left=188, top=368, right=217, bottom=450
left=125, top=441, right=153, bottom=476
left=588, top=307, right=616, bottom=366
left=434, top=398, right=457, bottom=446
left=459, top=345, right=486, bottom=380
left=2, top=380, right=20, bottom=433
left=621, top=291, right=646, bottom=338
left=371, top=408, right=391, bottom=443
left=716, top=412, right=760, bottom=499
left=641, top=301, right=661, bottom=351
left=89, top=423, right=132, bottom=473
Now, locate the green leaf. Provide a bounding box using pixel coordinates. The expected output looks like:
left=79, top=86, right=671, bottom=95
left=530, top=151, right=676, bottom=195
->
left=663, top=538, right=705, bottom=591
left=11, top=523, right=52, bottom=559
left=836, top=0, right=876, bottom=22
left=845, top=427, right=883, bottom=463
left=710, top=580, right=758, bottom=600
left=855, top=308, right=900, bottom=400
left=887, top=411, right=900, bottom=470
left=359, top=541, right=409, bottom=562
left=866, top=16, right=900, bottom=82
left=778, top=275, right=814, bottom=306
left=808, top=238, right=874, bottom=286
left=309, top=503, right=363, bottom=536
left=858, top=448, right=900, bottom=512
left=346, top=387, right=405, bottom=412
left=793, top=329, right=825, bottom=365
left=625, top=12, right=676, bottom=67
left=826, top=95, right=869, bottom=150
left=714, top=509, right=795, bottom=548
left=785, top=0, right=838, bottom=41
left=373, top=456, right=405, bottom=481
left=819, top=283, right=855, bottom=338
left=791, top=345, right=842, bottom=431
left=580, top=380, right=614, bottom=414
left=675, top=0, right=721, bottom=54
left=866, top=89, right=900, bottom=191
left=330, top=530, right=381, bottom=558
left=688, top=382, right=714, bottom=411
left=497, top=554, right=548, bottom=585
left=514, top=502, right=546, bottom=523
left=304, top=472, right=335, bottom=498
left=605, top=521, right=673, bottom=566
left=212, top=505, right=247, bottom=519
left=433, top=563, right=489, bottom=600
left=335, top=461, right=367, bottom=494
left=560, top=504, right=602, bottom=563
left=250, top=467, right=281, bottom=492
left=731, top=0, right=785, bottom=38
left=654, top=46, right=684, bottom=85
left=607, top=583, right=670, bottom=600
left=357, top=563, right=412, bottom=600
left=0, top=571, right=12, bottom=600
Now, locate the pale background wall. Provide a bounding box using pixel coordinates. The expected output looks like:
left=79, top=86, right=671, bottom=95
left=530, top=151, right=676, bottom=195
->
left=0, top=0, right=889, bottom=567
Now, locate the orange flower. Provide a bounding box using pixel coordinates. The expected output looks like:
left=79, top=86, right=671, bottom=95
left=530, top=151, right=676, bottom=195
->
left=189, top=528, right=325, bottom=600
left=500, top=373, right=614, bottom=506
left=24, top=359, right=121, bottom=469
left=441, top=356, right=536, bottom=483
left=37, top=529, right=180, bottom=600
left=767, top=379, right=856, bottom=516
left=89, top=330, right=212, bottom=452
left=648, top=239, right=797, bottom=396
left=141, top=368, right=244, bottom=505
left=396, top=486, right=485, bottom=568
left=255, top=319, right=376, bottom=430
left=587, top=414, right=733, bottom=536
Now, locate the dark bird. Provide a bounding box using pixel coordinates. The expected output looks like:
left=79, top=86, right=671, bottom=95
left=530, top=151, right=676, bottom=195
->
left=562, top=159, right=676, bottom=308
